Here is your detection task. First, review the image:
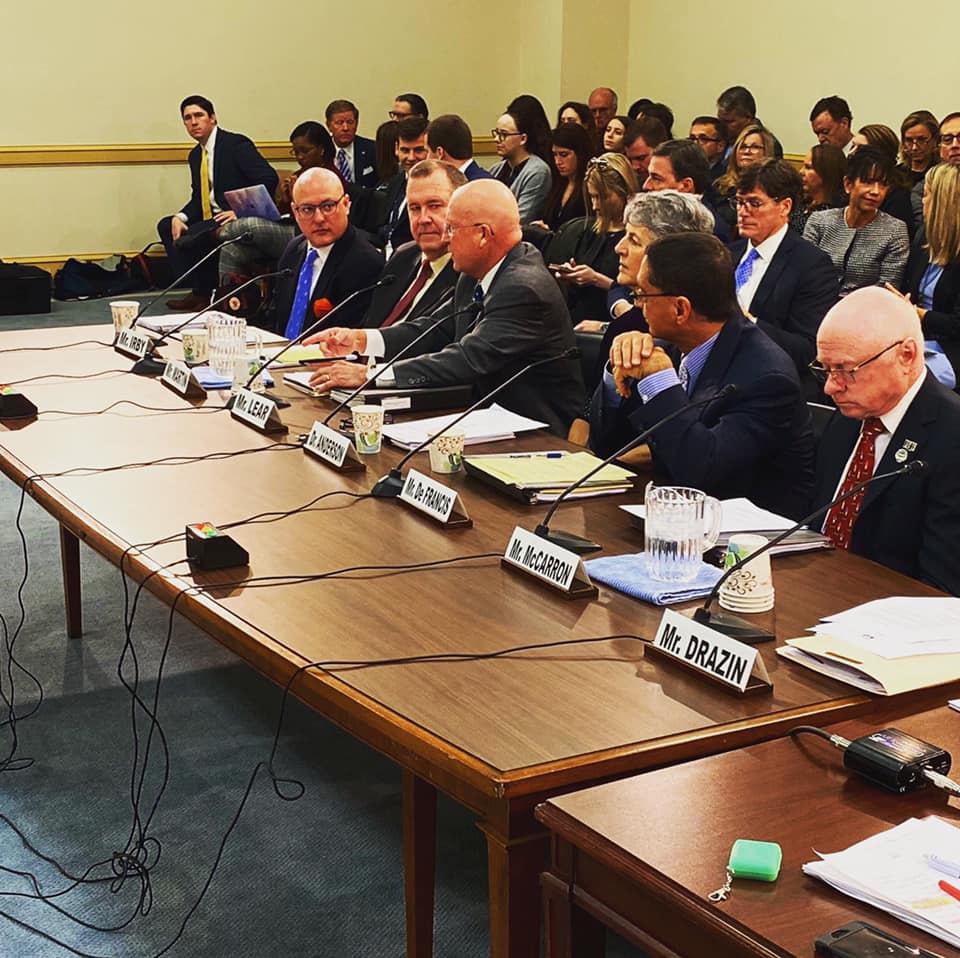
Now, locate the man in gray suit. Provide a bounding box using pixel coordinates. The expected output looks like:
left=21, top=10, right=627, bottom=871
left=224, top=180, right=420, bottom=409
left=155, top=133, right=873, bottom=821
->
left=307, top=179, right=584, bottom=435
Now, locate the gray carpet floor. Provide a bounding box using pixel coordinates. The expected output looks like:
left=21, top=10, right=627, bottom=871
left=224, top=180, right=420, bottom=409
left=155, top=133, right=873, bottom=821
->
left=0, top=297, right=643, bottom=957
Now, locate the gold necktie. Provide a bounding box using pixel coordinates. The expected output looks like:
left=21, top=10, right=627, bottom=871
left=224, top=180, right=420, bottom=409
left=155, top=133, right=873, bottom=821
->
left=200, top=148, right=212, bottom=220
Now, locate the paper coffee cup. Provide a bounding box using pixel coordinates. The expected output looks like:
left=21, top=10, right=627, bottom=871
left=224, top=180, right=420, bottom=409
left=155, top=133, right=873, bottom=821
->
left=352, top=404, right=384, bottom=454
left=110, top=300, right=139, bottom=332
left=719, top=533, right=774, bottom=613
left=182, top=328, right=209, bottom=364
left=428, top=431, right=465, bottom=474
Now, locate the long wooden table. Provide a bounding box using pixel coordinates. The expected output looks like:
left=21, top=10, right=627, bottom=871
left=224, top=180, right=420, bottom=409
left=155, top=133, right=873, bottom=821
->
left=536, top=701, right=960, bottom=957
left=0, top=325, right=949, bottom=958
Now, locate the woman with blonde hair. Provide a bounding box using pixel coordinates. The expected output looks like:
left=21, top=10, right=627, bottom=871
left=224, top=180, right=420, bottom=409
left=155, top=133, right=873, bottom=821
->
left=713, top=124, right=775, bottom=235
left=899, top=110, right=940, bottom=187
left=892, top=163, right=960, bottom=389
left=545, top=152, right=638, bottom=325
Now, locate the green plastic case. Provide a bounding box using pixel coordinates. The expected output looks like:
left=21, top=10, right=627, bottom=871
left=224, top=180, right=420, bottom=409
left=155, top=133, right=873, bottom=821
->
left=728, top=839, right=782, bottom=882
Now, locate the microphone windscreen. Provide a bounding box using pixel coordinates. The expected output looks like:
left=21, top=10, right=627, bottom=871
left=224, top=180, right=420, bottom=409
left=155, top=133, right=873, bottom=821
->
left=378, top=273, right=398, bottom=287
left=905, top=459, right=927, bottom=474
left=563, top=347, right=581, bottom=359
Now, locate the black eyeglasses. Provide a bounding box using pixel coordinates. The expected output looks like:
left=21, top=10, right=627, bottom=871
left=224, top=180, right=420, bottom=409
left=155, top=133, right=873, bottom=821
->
left=808, top=340, right=904, bottom=384
left=293, top=195, right=345, bottom=217
left=688, top=134, right=721, bottom=145
left=632, top=290, right=675, bottom=304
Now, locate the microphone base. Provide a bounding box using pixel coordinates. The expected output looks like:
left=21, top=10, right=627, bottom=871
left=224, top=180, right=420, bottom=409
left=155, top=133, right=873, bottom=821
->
left=0, top=393, right=38, bottom=421
left=370, top=471, right=404, bottom=498
left=225, top=389, right=290, bottom=411
left=535, top=526, right=602, bottom=555
left=131, top=354, right=167, bottom=376
left=693, top=607, right=775, bottom=644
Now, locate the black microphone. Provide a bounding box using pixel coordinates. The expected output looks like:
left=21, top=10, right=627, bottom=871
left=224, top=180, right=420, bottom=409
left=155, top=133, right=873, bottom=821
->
left=129, top=231, right=253, bottom=330
left=320, top=295, right=480, bottom=427
left=535, top=384, right=738, bottom=554
left=694, top=458, right=928, bottom=643
left=232, top=274, right=398, bottom=401
left=370, top=346, right=581, bottom=498
left=130, top=268, right=294, bottom=376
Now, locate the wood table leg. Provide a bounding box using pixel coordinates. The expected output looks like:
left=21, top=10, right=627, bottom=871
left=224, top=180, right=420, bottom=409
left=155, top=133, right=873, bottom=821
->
left=59, top=525, right=82, bottom=638
left=403, top=770, right=438, bottom=958
left=480, top=819, right=549, bottom=958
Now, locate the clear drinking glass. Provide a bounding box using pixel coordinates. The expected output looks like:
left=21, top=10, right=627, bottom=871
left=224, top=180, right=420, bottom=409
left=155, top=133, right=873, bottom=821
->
left=208, top=315, right=247, bottom=378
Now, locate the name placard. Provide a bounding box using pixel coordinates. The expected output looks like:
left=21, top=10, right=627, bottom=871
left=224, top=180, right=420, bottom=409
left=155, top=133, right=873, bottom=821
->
left=303, top=421, right=364, bottom=472
left=398, top=468, right=471, bottom=526
left=114, top=327, right=152, bottom=359
left=649, top=608, right=771, bottom=694
left=230, top=388, right=287, bottom=434
left=501, top=526, right=596, bottom=598
left=161, top=360, right=207, bottom=399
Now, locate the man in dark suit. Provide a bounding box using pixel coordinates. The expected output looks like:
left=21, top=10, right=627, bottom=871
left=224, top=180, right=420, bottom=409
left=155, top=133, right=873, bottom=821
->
left=729, top=159, right=839, bottom=397
left=299, top=159, right=464, bottom=387
left=308, top=179, right=584, bottom=435
left=590, top=232, right=815, bottom=519
left=427, top=115, right=492, bottom=182
left=265, top=168, right=383, bottom=337
left=377, top=117, right=430, bottom=253
left=811, top=286, right=960, bottom=595
left=325, top=99, right=377, bottom=189
left=157, top=94, right=278, bottom=310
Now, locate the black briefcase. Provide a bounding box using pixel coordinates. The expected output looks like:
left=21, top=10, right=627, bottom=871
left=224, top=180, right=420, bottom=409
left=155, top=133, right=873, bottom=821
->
left=0, top=263, right=51, bottom=315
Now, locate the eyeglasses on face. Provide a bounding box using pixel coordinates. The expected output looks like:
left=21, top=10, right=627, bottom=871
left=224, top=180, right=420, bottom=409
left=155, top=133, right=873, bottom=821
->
left=293, top=195, right=345, bottom=217
left=688, top=134, right=721, bottom=144
left=443, top=222, right=494, bottom=238
left=491, top=129, right=522, bottom=141
left=808, top=340, right=904, bottom=384
left=631, top=290, right=675, bottom=304
left=940, top=133, right=960, bottom=146
left=729, top=196, right=775, bottom=211
left=902, top=135, right=932, bottom=148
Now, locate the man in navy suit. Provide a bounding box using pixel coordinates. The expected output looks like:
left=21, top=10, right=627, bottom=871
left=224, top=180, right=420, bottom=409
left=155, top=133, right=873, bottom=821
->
left=157, top=94, right=277, bottom=310
left=325, top=99, right=377, bottom=189
left=728, top=159, right=839, bottom=398
left=427, top=115, right=492, bottom=182
left=811, top=286, right=960, bottom=595
left=376, top=117, right=429, bottom=253
left=590, top=232, right=815, bottom=519
left=265, top=168, right=383, bottom=336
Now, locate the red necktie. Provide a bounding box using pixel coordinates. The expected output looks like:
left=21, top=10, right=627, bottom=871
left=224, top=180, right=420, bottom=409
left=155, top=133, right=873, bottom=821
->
left=823, top=417, right=885, bottom=550
left=381, top=260, right=432, bottom=327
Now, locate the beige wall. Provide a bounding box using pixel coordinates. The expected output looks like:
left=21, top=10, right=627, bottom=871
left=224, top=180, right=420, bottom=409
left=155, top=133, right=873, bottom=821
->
left=627, top=0, right=959, bottom=154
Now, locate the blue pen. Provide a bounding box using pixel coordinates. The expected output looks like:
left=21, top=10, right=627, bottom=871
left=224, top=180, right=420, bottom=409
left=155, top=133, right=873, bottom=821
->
left=927, top=854, right=960, bottom=879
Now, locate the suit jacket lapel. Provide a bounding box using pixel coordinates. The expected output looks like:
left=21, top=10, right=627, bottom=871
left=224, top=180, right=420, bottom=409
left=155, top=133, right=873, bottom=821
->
left=748, top=232, right=794, bottom=315
left=687, top=314, right=743, bottom=405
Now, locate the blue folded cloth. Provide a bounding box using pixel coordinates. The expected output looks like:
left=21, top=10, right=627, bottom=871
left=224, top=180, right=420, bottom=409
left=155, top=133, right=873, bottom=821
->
left=584, top=552, right=722, bottom=605
left=192, top=366, right=274, bottom=389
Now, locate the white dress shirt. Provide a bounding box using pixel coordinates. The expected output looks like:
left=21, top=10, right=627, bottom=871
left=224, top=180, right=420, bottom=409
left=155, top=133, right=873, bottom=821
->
left=736, top=222, right=789, bottom=317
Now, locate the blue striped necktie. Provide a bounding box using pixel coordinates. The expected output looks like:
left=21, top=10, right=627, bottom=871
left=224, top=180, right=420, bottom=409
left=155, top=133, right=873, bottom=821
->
left=735, top=248, right=759, bottom=292
left=284, top=248, right=318, bottom=340
left=336, top=148, right=352, bottom=184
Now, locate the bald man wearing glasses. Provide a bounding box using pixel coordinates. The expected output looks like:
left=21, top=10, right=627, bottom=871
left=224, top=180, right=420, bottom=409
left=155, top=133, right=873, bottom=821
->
left=811, top=286, right=960, bottom=595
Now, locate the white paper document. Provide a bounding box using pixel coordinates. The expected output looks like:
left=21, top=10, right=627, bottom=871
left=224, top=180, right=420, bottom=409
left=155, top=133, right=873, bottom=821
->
left=382, top=404, right=549, bottom=450
left=803, top=816, right=960, bottom=949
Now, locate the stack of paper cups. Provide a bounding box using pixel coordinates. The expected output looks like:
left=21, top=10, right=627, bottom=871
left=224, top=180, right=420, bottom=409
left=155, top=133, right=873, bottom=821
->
left=718, top=534, right=774, bottom=613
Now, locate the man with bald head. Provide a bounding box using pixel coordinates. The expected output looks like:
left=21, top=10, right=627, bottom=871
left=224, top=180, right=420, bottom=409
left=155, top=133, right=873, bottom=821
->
left=308, top=178, right=583, bottom=434
left=588, top=87, right=618, bottom=134
left=267, top=167, right=383, bottom=336
left=812, top=286, right=960, bottom=594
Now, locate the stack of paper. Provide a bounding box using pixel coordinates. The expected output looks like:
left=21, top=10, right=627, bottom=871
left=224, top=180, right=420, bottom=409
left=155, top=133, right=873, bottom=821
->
left=620, top=498, right=829, bottom=555
left=777, top=597, right=960, bottom=694
left=381, top=405, right=548, bottom=450
left=464, top=450, right=636, bottom=503
left=137, top=312, right=286, bottom=345
left=804, top=816, right=960, bottom=948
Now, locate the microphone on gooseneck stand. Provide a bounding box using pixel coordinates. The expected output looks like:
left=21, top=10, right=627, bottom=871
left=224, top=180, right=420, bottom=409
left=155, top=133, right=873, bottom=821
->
left=694, top=458, right=928, bottom=643
left=534, top=384, right=739, bottom=554
left=130, top=268, right=295, bottom=375
left=370, top=346, right=581, bottom=498
left=320, top=295, right=480, bottom=428
left=129, top=231, right=253, bottom=331
left=230, top=274, right=398, bottom=405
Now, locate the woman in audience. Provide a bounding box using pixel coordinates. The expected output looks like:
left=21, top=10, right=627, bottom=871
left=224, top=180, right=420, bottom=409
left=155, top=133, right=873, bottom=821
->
left=602, top=115, right=630, bottom=153
left=803, top=146, right=910, bottom=295
left=556, top=101, right=593, bottom=129
left=713, top=124, right=775, bottom=235
left=899, top=110, right=940, bottom=188
left=534, top=123, right=594, bottom=231
left=218, top=121, right=338, bottom=283
left=374, top=120, right=399, bottom=185
left=797, top=143, right=847, bottom=232
left=544, top=153, right=638, bottom=327
left=506, top=94, right=553, bottom=164
left=891, top=163, right=960, bottom=389
left=849, top=123, right=914, bottom=235
left=490, top=109, right=552, bottom=223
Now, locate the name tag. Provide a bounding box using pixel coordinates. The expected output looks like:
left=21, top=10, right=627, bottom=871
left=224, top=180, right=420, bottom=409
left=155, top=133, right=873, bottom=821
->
left=304, top=421, right=352, bottom=467
left=400, top=468, right=461, bottom=523
left=115, top=327, right=151, bottom=359
left=652, top=608, right=766, bottom=693
left=161, top=360, right=192, bottom=394
left=231, top=388, right=277, bottom=429
left=503, top=526, right=581, bottom=591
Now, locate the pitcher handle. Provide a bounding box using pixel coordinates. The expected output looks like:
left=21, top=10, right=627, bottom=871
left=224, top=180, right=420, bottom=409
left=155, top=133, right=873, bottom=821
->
left=702, top=495, right=722, bottom=551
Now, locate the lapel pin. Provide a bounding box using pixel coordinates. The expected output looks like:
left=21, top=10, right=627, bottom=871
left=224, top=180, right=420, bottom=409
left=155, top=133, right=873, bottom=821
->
left=903, top=439, right=918, bottom=452
left=895, top=447, right=908, bottom=464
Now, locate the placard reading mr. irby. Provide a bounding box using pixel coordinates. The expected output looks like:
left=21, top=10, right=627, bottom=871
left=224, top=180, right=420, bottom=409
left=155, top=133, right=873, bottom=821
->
left=114, top=327, right=151, bottom=359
